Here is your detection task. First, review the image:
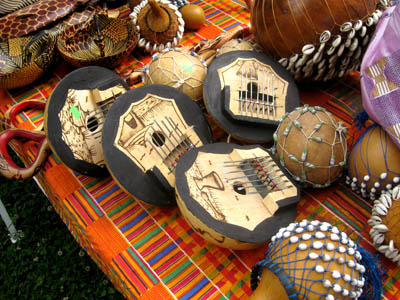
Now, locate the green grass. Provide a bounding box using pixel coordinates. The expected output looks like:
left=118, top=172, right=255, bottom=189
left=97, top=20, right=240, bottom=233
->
left=0, top=174, right=125, bottom=300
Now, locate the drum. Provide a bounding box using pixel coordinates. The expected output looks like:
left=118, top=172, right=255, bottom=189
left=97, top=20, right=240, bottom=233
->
left=246, top=0, right=390, bottom=81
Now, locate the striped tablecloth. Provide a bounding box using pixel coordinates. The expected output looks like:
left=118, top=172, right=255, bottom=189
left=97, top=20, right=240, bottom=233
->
left=1, top=1, right=400, bottom=299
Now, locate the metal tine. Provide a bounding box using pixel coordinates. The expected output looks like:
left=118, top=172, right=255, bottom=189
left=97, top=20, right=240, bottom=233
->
left=245, top=179, right=290, bottom=194
left=87, top=97, right=115, bottom=116
left=256, top=168, right=282, bottom=179
left=146, top=137, right=174, bottom=171
left=222, top=156, right=271, bottom=165
left=153, top=119, right=180, bottom=155
left=222, top=159, right=274, bottom=168
left=267, top=70, right=270, bottom=119
left=240, top=67, right=244, bottom=114
left=223, top=172, right=260, bottom=182
left=272, top=74, right=276, bottom=119
left=166, top=117, right=193, bottom=149
left=160, top=119, right=185, bottom=151
left=262, top=69, right=267, bottom=118
left=85, top=119, right=105, bottom=132
left=245, top=67, right=248, bottom=116
left=256, top=65, right=260, bottom=118
left=150, top=122, right=176, bottom=162
left=147, top=125, right=176, bottom=167
left=166, top=117, right=192, bottom=150
left=232, top=171, right=283, bottom=188
left=165, top=116, right=190, bottom=149
left=222, top=161, right=275, bottom=174
left=250, top=65, right=254, bottom=117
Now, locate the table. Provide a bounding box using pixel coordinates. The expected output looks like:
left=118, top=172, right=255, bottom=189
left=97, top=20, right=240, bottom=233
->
left=1, top=1, right=400, bottom=299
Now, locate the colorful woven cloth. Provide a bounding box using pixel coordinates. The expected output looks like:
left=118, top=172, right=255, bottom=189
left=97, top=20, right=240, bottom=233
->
left=1, top=1, right=400, bottom=300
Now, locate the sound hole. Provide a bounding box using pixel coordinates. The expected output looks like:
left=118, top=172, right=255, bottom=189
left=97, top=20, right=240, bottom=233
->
left=233, top=182, right=246, bottom=195
left=246, top=82, right=258, bottom=99
left=152, top=131, right=166, bottom=147
left=87, top=116, right=98, bottom=132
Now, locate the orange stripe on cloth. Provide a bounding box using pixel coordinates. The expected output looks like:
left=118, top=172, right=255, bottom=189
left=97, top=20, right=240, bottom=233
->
left=86, top=216, right=130, bottom=265
left=140, top=282, right=174, bottom=300
left=44, top=164, right=81, bottom=200
left=196, top=23, right=223, bottom=40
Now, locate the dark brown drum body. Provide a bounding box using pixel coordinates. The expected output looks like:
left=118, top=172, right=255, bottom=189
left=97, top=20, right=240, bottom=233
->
left=248, top=0, right=390, bottom=81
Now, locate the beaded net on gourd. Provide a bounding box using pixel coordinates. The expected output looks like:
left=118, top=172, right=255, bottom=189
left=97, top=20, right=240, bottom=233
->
left=144, top=49, right=207, bottom=102
left=251, top=220, right=366, bottom=300
left=346, top=124, right=400, bottom=200
left=272, top=105, right=347, bottom=188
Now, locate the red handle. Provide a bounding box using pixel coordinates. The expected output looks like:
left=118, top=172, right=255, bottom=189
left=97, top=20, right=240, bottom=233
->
left=4, top=100, right=46, bottom=129
left=0, top=128, right=49, bottom=180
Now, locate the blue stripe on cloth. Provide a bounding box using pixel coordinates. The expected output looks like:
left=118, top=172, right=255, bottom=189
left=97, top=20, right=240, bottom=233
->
left=148, top=243, right=176, bottom=265
left=96, top=185, right=120, bottom=202
left=180, top=277, right=210, bottom=300
left=120, top=211, right=148, bottom=232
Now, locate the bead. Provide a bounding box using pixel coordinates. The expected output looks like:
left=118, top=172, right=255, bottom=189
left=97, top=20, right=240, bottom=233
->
left=313, top=241, right=324, bottom=249
left=309, top=252, right=319, bottom=260
left=322, top=254, right=331, bottom=262
left=323, top=280, right=332, bottom=288
left=299, top=243, right=308, bottom=250
left=331, top=227, right=340, bottom=234
left=332, top=270, right=341, bottom=279
left=330, top=233, right=340, bottom=241
left=315, top=265, right=324, bottom=273
left=333, top=284, right=342, bottom=293
left=320, top=224, right=329, bottom=232
left=344, top=274, right=351, bottom=282
left=290, top=236, right=299, bottom=243
left=283, top=231, right=291, bottom=238
left=327, top=243, right=335, bottom=251
left=315, top=231, right=325, bottom=239
left=302, top=233, right=311, bottom=240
